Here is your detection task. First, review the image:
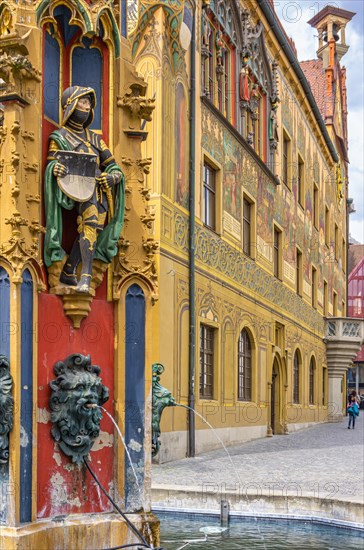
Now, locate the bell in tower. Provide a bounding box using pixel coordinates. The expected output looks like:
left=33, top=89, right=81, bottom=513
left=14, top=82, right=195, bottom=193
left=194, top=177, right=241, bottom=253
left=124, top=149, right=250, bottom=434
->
left=308, top=5, right=356, bottom=65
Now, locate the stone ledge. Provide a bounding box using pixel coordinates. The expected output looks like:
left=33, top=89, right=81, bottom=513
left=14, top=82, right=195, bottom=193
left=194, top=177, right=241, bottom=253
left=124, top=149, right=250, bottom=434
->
left=0, top=512, right=159, bottom=550
left=152, top=487, right=364, bottom=529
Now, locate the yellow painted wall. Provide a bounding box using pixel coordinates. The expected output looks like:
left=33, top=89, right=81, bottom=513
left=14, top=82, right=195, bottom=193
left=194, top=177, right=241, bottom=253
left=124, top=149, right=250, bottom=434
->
left=132, top=0, right=347, bottom=460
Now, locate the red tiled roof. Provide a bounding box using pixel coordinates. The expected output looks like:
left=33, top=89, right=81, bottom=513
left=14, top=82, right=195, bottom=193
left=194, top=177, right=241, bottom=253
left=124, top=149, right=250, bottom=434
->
left=300, top=59, right=326, bottom=120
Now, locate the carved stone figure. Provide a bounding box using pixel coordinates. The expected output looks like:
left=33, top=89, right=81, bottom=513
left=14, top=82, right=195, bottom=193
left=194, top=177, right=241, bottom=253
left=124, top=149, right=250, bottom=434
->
left=215, top=31, right=225, bottom=75
left=0, top=355, right=13, bottom=464
left=44, top=86, right=125, bottom=293
left=269, top=99, right=279, bottom=149
left=152, top=363, right=175, bottom=457
left=49, top=354, right=109, bottom=465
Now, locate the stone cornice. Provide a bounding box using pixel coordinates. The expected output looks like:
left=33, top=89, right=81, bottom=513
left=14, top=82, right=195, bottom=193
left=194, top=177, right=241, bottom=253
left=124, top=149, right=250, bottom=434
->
left=324, top=317, right=364, bottom=375
left=201, top=96, right=280, bottom=186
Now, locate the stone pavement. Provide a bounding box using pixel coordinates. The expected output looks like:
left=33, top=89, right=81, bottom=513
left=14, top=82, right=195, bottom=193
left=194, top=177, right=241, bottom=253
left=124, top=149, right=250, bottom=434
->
left=151, top=419, right=364, bottom=526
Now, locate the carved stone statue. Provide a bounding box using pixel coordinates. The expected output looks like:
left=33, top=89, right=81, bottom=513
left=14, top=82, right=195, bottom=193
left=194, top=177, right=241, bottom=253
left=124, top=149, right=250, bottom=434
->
left=49, top=353, right=109, bottom=466
left=0, top=355, right=13, bottom=464
left=44, top=86, right=125, bottom=293
left=269, top=99, right=279, bottom=149
left=152, top=363, right=175, bottom=457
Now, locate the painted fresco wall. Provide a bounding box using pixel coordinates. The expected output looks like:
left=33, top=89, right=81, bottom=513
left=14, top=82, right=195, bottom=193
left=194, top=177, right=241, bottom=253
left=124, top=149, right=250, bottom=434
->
left=0, top=2, right=158, bottom=544
left=128, top=0, right=349, bottom=461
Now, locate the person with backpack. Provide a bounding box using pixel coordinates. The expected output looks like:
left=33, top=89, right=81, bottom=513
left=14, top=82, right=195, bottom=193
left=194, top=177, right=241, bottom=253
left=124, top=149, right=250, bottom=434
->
left=347, top=395, right=359, bottom=429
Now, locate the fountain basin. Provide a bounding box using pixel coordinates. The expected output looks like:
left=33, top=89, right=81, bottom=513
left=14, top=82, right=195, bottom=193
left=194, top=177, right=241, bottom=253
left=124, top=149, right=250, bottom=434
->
left=152, top=486, right=364, bottom=530
left=158, top=511, right=364, bottom=549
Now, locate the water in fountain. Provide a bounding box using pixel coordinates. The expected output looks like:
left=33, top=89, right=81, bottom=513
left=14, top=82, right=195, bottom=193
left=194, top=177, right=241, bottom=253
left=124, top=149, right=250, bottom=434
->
left=175, top=404, right=245, bottom=488
left=175, top=403, right=267, bottom=548
left=99, top=406, right=155, bottom=547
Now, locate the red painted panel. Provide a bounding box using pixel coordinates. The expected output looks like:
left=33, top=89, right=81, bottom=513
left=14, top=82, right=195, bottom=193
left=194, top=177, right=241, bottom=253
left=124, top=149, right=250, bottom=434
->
left=37, top=293, right=115, bottom=517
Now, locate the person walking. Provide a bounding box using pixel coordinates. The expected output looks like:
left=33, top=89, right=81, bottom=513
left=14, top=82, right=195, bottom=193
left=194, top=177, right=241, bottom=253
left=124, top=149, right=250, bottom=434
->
left=347, top=395, right=359, bottom=429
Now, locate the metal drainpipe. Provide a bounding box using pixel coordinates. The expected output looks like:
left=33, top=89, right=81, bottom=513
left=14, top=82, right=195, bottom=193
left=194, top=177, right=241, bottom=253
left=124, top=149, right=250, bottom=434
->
left=188, top=4, right=196, bottom=458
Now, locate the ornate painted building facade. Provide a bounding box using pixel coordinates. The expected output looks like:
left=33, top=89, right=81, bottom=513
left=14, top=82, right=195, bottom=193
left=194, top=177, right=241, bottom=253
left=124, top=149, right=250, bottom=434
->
left=0, top=0, right=159, bottom=547
left=129, top=1, right=362, bottom=462
left=1, top=1, right=363, bottom=547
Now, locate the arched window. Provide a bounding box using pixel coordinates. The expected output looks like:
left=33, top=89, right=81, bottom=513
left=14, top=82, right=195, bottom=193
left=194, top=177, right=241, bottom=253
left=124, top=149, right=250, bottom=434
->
left=201, top=2, right=237, bottom=123
left=322, top=366, right=327, bottom=406
left=293, top=350, right=300, bottom=404
left=309, top=357, right=315, bottom=405
left=238, top=329, right=252, bottom=401
left=42, top=4, right=109, bottom=133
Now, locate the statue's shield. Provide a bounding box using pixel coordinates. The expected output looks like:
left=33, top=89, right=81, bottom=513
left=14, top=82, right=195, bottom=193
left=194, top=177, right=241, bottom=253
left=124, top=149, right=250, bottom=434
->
left=55, top=151, right=97, bottom=202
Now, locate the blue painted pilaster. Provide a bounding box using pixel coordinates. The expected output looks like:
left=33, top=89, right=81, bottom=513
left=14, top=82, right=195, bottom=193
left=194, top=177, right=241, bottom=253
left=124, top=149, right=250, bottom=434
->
left=0, top=267, right=10, bottom=525
left=125, top=284, right=145, bottom=511
left=20, top=270, right=33, bottom=523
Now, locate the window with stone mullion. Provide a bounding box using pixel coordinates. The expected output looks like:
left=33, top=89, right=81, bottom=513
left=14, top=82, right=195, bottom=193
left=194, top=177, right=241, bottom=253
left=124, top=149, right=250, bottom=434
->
left=238, top=330, right=252, bottom=401
left=309, top=359, right=315, bottom=405
left=203, top=163, right=216, bottom=230
left=243, top=198, right=251, bottom=256
left=200, top=325, right=214, bottom=399
left=293, top=352, right=300, bottom=404
left=208, top=28, right=214, bottom=100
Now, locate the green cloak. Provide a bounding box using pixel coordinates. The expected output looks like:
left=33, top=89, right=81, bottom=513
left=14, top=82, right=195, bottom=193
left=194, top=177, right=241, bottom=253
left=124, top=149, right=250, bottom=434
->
left=44, top=130, right=125, bottom=268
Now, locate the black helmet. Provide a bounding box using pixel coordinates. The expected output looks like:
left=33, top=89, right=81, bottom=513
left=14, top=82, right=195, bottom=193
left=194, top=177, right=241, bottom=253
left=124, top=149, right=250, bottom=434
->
left=61, top=85, right=96, bottom=127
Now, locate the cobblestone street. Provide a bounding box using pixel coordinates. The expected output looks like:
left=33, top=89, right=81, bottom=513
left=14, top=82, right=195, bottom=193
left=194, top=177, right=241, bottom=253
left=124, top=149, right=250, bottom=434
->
left=152, top=420, right=364, bottom=503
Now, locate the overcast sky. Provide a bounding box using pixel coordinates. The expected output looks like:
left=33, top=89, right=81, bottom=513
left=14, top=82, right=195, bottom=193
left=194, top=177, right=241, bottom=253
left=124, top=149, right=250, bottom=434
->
left=274, top=0, right=363, bottom=244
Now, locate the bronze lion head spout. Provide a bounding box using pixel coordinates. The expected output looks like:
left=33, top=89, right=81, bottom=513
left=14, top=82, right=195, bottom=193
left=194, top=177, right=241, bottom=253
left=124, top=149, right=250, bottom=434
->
left=49, top=354, right=109, bottom=466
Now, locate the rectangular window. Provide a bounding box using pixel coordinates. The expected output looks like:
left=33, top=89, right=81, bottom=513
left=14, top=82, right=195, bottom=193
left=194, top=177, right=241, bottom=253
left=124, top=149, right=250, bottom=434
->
left=224, top=50, right=229, bottom=119
left=323, top=280, right=328, bottom=316
left=293, top=353, right=300, bottom=404
left=309, top=361, right=315, bottom=405
left=243, top=198, right=252, bottom=257
left=322, top=368, right=327, bottom=406
left=203, top=162, right=216, bottom=230
left=297, top=156, right=304, bottom=206
left=282, top=133, right=289, bottom=187
left=216, top=40, right=231, bottom=120
left=325, top=205, right=330, bottom=246
left=274, top=226, right=282, bottom=279
left=333, top=290, right=338, bottom=316
left=238, top=330, right=252, bottom=401
left=208, top=30, right=214, bottom=101
left=334, top=224, right=339, bottom=260
left=256, top=98, right=261, bottom=156
left=296, top=248, right=302, bottom=296
left=312, top=266, right=317, bottom=309
left=217, top=73, right=223, bottom=113
left=313, top=183, right=319, bottom=229
left=200, top=325, right=215, bottom=399
left=342, top=238, right=346, bottom=272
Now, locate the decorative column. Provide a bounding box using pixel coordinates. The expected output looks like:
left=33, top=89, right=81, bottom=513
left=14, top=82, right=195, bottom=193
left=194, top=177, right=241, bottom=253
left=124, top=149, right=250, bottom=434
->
left=267, top=381, right=273, bottom=437
left=325, top=318, right=364, bottom=421
left=283, top=384, right=289, bottom=434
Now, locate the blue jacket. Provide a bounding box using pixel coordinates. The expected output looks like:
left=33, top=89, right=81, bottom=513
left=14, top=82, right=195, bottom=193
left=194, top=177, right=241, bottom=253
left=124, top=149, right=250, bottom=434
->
left=348, top=403, right=359, bottom=416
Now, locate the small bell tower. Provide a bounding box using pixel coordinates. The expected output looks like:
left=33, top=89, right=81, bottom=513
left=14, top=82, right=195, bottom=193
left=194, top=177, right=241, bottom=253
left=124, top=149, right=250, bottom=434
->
left=308, top=5, right=356, bottom=67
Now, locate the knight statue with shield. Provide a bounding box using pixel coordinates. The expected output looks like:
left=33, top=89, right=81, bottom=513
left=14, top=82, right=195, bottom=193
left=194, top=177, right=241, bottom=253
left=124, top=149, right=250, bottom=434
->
left=44, top=86, right=124, bottom=293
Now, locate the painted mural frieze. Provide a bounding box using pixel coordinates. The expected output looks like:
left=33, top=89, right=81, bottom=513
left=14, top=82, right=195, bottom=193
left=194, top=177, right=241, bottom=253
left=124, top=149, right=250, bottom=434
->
left=0, top=356, right=13, bottom=464
left=162, top=205, right=325, bottom=334
left=49, top=354, right=109, bottom=466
